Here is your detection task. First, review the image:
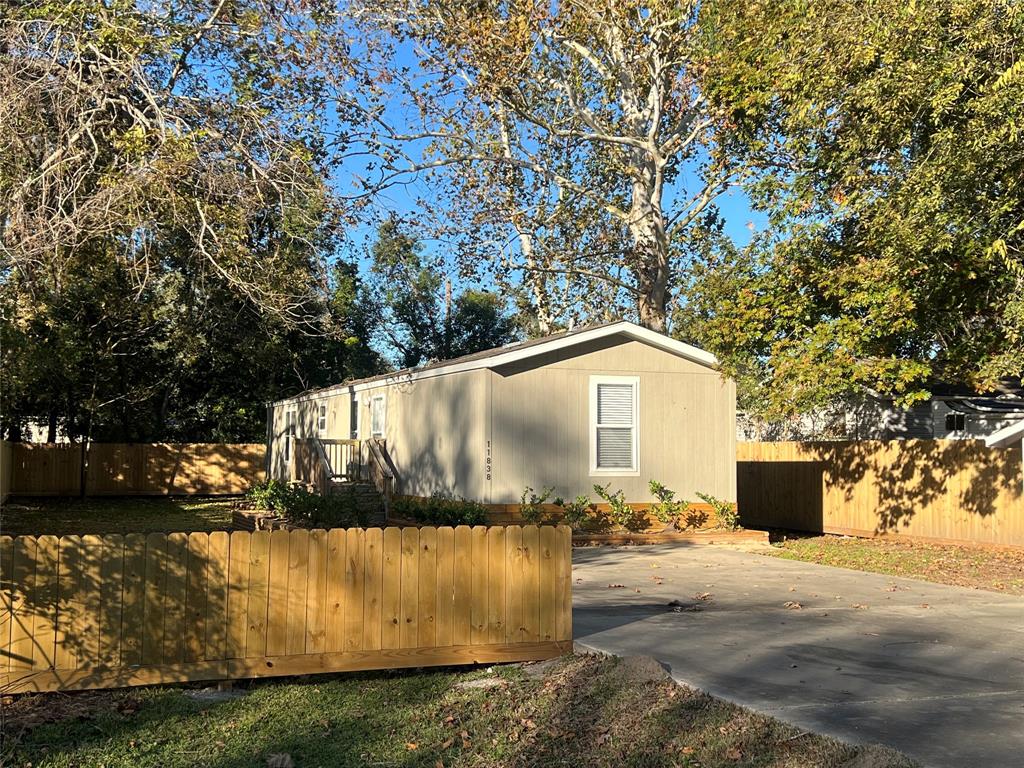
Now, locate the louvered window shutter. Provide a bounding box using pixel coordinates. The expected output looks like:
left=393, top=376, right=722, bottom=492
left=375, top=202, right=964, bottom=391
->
left=595, top=383, right=635, bottom=469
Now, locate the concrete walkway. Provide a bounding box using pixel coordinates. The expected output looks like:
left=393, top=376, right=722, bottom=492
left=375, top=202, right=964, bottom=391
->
left=572, top=544, right=1024, bottom=768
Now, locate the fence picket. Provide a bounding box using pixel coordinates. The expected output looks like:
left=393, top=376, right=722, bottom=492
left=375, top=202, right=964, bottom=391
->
left=417, top=527, right=436, bottom=648
left=225, top=531, right=251, bottom=659
left=285, top=530, right=310, bottom=656
left=360, top=528, right=381, bottom=651
left=470, top=526, right=488, bottom=645
left=305, top=529, right=328, bottom=655
left=7, top=536, right=34, bottom=672
left=265, top=530, right=290, bottom=657
left=245, top=531, right=271, bottom=658
left=119, top=534, right=146, bottom=666
left=381, top=527, right=401, bottom=650
left=504, top=526, right=523, bottom=644
left=324, top=529, right=347, bottom=652
left=205, top=531, right=230, bottom=661
left=399, top=527, right=419, bottom=649
left=344, top=528, right=366, bottom=651
left=434, top=526, right=455, bottom=647
left=452, top=526, right=472, bottom=646
left=487, top=526, right=506, bottom=644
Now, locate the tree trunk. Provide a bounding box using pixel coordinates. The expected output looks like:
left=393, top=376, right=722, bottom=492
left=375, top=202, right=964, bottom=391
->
left=628, top=189, right=670, bottom=332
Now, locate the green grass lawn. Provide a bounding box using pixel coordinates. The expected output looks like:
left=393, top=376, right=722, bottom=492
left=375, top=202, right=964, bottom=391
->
left=770, top=534, right=1024, bottom=595
left=1, top=654, right=912, bottom=768
left=1, top=497, right=235, bottom=536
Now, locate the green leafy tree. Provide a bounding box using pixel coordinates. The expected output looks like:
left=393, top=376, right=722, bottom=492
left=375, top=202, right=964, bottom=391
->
left=370, top=220, right=520, bottom=367
left=690, top=0, right=1024, bottom=415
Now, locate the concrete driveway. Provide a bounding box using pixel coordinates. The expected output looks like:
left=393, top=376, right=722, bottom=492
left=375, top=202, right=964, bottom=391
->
left=572, top=544, right=1024, bottom=768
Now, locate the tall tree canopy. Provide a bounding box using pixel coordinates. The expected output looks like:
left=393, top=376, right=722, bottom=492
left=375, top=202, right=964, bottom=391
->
left=357, top=0, right=735, bottom=332
left=0, top=0, right=383, bottom=442
left=685, top=0, right=1024, bottom=417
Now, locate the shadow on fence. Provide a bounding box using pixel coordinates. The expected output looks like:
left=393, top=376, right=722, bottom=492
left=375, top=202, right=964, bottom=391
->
left=0, top=525, right=573, bottom=694
left=8, top=443, right=266, bottom=497
left=738, top=440, right=1023, bottom=545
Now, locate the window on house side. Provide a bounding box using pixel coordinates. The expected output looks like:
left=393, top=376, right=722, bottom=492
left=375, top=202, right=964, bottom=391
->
left=284, top=409, right=296, bottom=462
left=371, top=395, right=386, bottom=438
left=590, top=376, right=639, bottom=475
left=350, top=397, right=359, bottom=440
left=945, top=412, right=965, bottom=432
left=317, top=404, right=327, bottom=434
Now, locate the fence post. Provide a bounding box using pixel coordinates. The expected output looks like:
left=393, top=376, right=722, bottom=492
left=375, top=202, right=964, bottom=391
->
left=78, top=441, right=87, bottom=498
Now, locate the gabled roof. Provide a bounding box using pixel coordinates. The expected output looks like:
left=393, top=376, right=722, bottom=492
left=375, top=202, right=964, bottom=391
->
left=271, top=321, right=718, bottom=406
left=985, top=418, right=1024, bottom=448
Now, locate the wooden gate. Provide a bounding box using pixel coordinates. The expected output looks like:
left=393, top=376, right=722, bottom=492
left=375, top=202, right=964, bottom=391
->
left=0, top=525, right=572, bottom=694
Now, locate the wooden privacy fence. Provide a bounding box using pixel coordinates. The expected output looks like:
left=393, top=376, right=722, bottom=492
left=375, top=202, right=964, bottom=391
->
left=0, top=525, right=572, bottom=694
left=9, top=443, right=265, bottom=496
left=738, top=440, right=1024, bottom=547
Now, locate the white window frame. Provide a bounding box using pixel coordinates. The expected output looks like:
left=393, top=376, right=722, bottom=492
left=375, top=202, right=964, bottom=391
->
left=370, top=394, right=386, bottom=438
left=589, top=375, right=640, bottom=476
left=317, top=403, right=327, bottom=435
left=350, top=396, right=359, bottom=440
left=284, top=409, right=296, bottom=463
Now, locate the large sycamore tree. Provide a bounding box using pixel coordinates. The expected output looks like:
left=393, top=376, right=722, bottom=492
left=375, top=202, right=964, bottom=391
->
left=685, top=0, right=1024, bottom=416
left=357, top=0, right=736, bottom=332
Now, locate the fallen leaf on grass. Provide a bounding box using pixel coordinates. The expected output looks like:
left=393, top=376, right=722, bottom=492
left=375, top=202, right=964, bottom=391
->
left=406, top=743, right=418, bottom=751
left=726, top=746, right=743, bottom=760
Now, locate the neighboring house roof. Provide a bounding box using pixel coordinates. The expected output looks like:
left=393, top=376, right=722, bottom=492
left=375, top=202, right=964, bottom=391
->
left=986, top=418, right=1024, bottom=448
left=271, top=320, right=718, bottom=407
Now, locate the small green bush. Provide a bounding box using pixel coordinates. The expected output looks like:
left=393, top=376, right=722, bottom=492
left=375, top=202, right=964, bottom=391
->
left=246, top=479, right=292, bottom=513
left=593, top=483, right=647, bottom=531
left=648, top=480, right=689, bottom=524
left=391, top=493, right=489, bottom=527
left=519, top=486, right=555, bottom=523
left=554, top=494, right=593, bottom=529
left=696, top=491, right=740, bottom=530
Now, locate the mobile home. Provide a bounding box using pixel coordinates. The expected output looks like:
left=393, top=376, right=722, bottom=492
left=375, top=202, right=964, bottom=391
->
left=267, top=321, right=736, bottom=509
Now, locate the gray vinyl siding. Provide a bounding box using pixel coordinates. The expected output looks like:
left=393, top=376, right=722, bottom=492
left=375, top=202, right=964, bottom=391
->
left=487, top=338, right=736, bottom=504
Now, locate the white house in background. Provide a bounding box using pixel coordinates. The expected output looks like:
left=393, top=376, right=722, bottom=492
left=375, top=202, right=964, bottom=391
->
left=738, top=379, right=1024, bottom=442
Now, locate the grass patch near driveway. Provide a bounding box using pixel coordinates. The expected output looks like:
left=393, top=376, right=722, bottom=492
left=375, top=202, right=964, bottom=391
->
left=1, top=654, right=912, bottom=768
left=771, top=534, right=1024, bottom=595
left=0, top=496, right=235, bottom=536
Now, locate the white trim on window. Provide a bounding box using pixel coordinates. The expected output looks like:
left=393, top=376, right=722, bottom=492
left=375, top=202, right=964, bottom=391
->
left=370, top=394, right=386, bottom=438
left=317, top=403, right=327, bottom=435
left=589, top=375, right=640, bottom=476
left=284, top=409, right=297, bottom=463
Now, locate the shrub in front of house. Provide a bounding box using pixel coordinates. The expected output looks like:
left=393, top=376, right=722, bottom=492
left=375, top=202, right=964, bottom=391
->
left=391, top=493, right=489, bottom=526
left=696, top=491, right=740, bottom=531
left=246, top=480, right=369, bottom=529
